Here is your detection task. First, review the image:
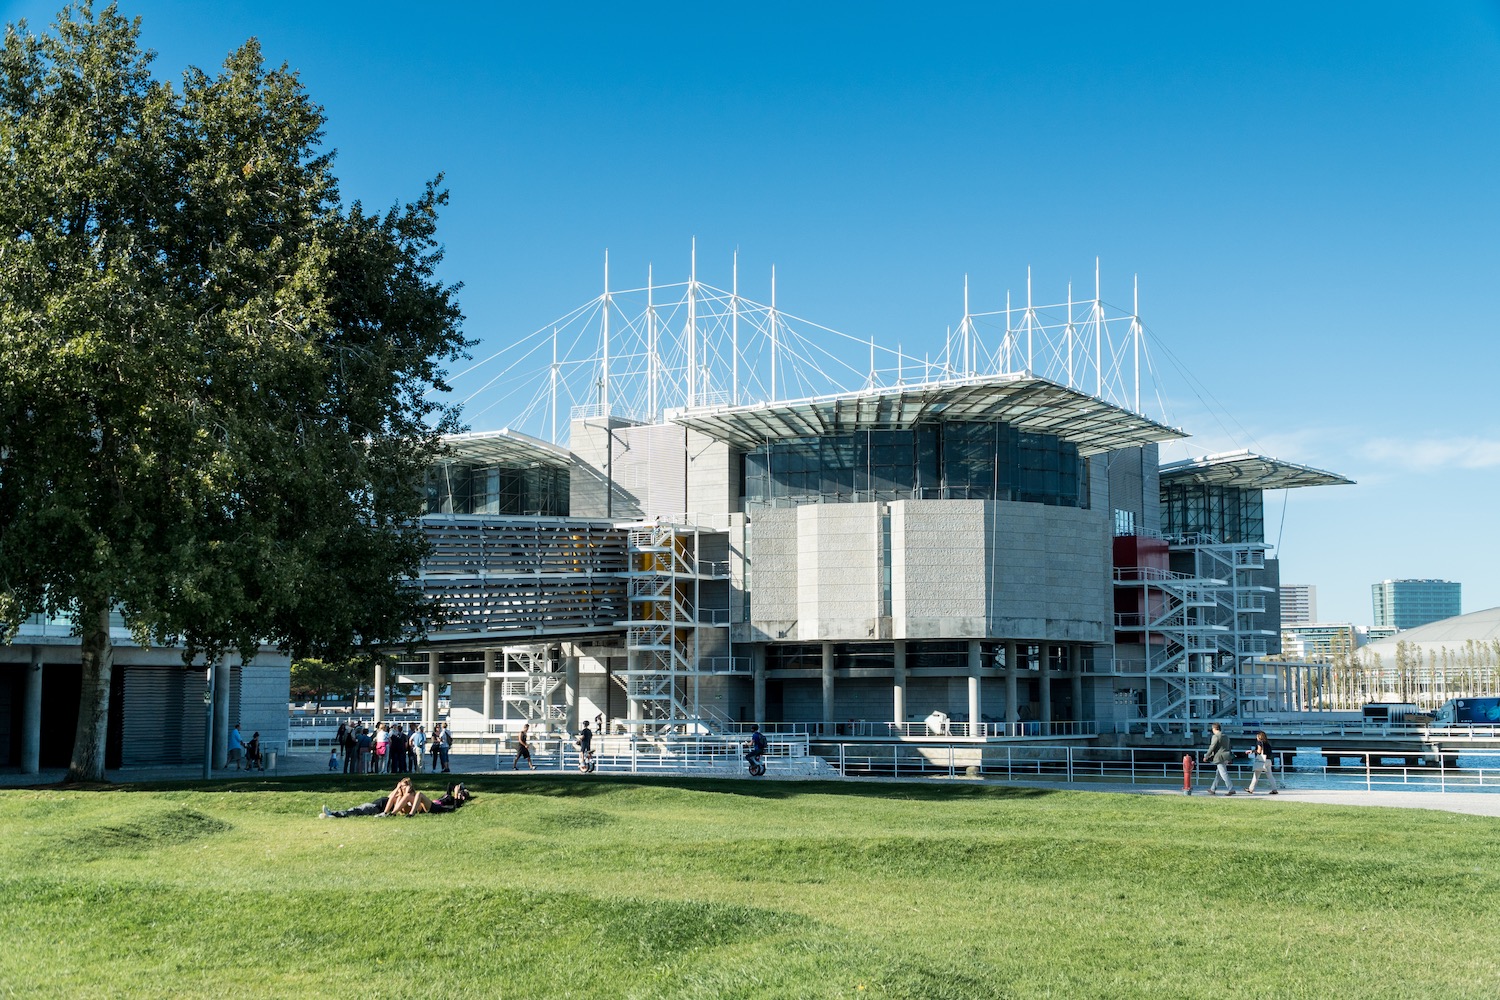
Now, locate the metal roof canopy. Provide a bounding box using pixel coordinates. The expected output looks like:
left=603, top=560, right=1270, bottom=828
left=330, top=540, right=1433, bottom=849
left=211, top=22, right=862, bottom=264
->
left=667, top=373, right=1185, bottom=456
left=1158, top=449, right=1353, bottom=490
left=440, top=428, right=572, bottom=470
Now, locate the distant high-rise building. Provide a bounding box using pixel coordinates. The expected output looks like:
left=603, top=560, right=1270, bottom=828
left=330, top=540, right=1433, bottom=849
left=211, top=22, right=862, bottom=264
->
left=1280, top=584, right=1317, bottom=625
left=1371, top=579, right=1461, bottom=629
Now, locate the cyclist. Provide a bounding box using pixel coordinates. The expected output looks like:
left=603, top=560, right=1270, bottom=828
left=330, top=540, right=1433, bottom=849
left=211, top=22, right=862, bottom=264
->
left=577, top=720, right=595, bottom=772
left=745, top=724, right=768, bottom=775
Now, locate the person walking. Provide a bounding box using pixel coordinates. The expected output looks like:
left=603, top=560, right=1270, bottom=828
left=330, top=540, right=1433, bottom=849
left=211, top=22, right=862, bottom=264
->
left=1247, top=730, right=1279, bottom=794
left=227, top=724, right=245, bottom=770
left=512, top=723, right=535, bottom=770
left=1202, top=722, right=1237, bottom=795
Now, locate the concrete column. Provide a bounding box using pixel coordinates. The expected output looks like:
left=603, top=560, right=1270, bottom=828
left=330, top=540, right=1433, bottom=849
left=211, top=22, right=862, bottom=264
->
left=21, top=647, right=42, bottom=774
left=564, top=648, right=580, bottom=733
left=1004, top=641, right=1019, bottom=726
left=751, top=645, right=767, bottom=724
left=821, top=641, right=835, bottom=723
left=626, top=649, right=643, bottom=727
left=212, top=656, right=230, bottom=769
left=967, top=639, right=982, bottom=733
left=892, top=639, right=907, bottom=724
left=1039, top=648, right=1052, bottom=726
left=373, top=658, right=386, bottom=724
left=1070, top=645, right=1084, bottom=726
left=425, top=650, right=440, bottom=727
left=482, top=649, right=496, bottom=728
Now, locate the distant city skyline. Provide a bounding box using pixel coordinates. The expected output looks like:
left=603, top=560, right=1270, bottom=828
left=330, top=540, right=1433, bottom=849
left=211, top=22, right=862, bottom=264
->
left=3, top=0, right=1497, bottom=623
left=1371, top=579, right=1462, bottom=631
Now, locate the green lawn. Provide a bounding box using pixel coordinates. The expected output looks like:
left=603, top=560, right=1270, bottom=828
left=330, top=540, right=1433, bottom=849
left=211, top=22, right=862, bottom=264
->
left=2, top=775, right=1498, bottom=998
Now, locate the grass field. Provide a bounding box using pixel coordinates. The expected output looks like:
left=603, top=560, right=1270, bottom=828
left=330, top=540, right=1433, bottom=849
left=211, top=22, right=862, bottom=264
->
left=3, top=775, right=1499, bottom=999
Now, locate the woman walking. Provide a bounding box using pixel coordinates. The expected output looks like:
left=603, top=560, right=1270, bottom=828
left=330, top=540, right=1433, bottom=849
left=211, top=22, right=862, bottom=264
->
left=1247, top=730, right=1279, bottom=794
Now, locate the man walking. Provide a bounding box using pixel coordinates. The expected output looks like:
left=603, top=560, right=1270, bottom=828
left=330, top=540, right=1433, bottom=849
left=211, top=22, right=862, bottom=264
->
left=1203, top=722, right=1237, bottom=796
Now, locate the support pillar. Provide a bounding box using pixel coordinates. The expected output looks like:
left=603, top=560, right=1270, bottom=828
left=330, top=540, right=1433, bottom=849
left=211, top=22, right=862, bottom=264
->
left=1070, top=645, right=1084, bottom=728
left=821, top=641, right=836, bottom=724
left=482, top=649, right=496, bottom=729
left=21, top=648, right=42, bottom=774
left=425, top=650, right=439, bottom=728
left=1005, top=641, right=1019, bottom=726
left=1039, top=648, right=1052, bottom=726
left=892, top=639, right=907, bottom=724
left=373, top=658, right=387, bottom=725
left=752, top=645, right=767, bottom=725
left=212, top=656, right=230, bottom=770
left=564, top=648, right=580, bottom=733
left=967, top=639, right=982, bottom=734
left=627, top=649, right=643, bottom=729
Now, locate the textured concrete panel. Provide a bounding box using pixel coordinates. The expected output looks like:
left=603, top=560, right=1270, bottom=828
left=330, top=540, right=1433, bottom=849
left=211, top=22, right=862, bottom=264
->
left=797, top=503, right=881, bottom=641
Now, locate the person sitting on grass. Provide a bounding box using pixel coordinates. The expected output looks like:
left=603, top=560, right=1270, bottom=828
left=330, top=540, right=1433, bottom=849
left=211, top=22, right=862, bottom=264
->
left=381, top=777, right=421, bottom=816
left=320, top=779, right=413, bottom=819
left=401, top=782, right=475, bottom=816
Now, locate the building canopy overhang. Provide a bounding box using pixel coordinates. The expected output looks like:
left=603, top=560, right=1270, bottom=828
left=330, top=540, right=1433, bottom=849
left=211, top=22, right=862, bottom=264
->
left=439, top=428, right=572, bottom=471
left=667, top=373, right=1186, bottom=456
left=1158, top=449, right=1353, bottom=490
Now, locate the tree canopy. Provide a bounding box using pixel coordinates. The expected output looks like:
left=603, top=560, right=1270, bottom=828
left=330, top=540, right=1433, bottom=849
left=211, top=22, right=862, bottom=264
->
left=0, top=3, right=469, bottom=780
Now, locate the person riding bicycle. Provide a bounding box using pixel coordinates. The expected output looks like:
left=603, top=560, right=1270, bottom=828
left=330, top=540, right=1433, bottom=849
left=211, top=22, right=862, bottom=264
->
left=745, top=724, right=768, bottom=771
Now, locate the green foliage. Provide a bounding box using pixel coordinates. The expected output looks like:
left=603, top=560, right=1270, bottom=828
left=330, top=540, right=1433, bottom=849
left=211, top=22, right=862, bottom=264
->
left=2, top=777, right=1499, bottom=998
left=0, top=3, right=469, bottom=777
left=289, top=657, right=364, bottom=706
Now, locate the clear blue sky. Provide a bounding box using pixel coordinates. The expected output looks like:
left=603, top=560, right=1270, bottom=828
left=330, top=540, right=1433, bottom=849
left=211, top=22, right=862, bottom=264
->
left=7, top=0, right=1499, bottom=625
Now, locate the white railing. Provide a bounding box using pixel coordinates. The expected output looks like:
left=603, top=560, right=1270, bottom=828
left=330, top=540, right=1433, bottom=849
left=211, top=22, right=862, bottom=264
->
left=717, top=720, right=1096, bottom=739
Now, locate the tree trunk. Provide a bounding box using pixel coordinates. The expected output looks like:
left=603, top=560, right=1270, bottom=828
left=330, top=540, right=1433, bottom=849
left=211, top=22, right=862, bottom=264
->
left=66, top=606, right=114, bottom=783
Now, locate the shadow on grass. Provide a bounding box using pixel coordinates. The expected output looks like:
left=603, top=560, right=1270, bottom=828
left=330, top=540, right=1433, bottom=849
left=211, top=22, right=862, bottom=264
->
left=57, top=771, right=1062, bottom=805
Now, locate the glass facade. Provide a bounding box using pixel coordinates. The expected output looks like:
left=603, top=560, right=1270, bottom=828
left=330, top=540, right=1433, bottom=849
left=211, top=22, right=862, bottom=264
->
left=741, top=422, right=1086, bottom=508
left=424, top=462, right=569, bottom=516
left=1161, top=483, right=1264, bottom=544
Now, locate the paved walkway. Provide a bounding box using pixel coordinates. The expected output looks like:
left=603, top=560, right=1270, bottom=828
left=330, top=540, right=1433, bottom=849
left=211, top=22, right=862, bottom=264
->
left=4, top=754, right=1499, bottom=818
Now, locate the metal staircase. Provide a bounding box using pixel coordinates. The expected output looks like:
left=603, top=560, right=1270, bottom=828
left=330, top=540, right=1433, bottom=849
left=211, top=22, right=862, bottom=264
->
left=620, top=521, right=730, bottom=736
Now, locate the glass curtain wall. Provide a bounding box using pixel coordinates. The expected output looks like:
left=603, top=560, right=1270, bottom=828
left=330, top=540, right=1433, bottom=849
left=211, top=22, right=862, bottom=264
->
left=742, top=422, right=1084, bottom=508
left=424, top=463, right=570, bottom=516
left=1160, top=483, right=1265, bottom=544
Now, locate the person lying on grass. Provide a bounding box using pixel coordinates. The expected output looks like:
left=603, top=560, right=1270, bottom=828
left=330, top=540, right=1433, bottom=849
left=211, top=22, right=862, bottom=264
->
left=319, top=778, right=414, bottom=819
left=400, top=782, right=475, bottom=816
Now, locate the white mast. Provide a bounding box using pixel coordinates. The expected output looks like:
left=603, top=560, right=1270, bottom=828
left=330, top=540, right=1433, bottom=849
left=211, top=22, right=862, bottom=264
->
left=962, top=274, right=971, bottom=376
left=687, top=239, right=697, bottom=408
left=1132, top=273, right=1141, bottom=413
left=1025, top=267, right=1034, bottom=372
left=769, top=265, right=778, bottom=402
left=601, top=249, right=610, bottom=414
left=1094, top=257, right=1103, bottom=397
left=647, top=263, right=657, bottom=420
left=1065, top=281, right=1074, bottom=388
left=550, top=326, right=558, bottom=443
left=731, top=250, right=740, bottom=406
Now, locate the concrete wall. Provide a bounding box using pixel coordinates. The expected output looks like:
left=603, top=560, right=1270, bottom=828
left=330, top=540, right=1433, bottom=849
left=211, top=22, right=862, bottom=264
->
left=796, top=504, right=882, bottom=641
left=894, top=500, right=1111, bottom=643
left=686, top=429, right=737, bottom=516
left=570, top=417, right=687, bottom=518
left=743, top=508, right=798, bottom=639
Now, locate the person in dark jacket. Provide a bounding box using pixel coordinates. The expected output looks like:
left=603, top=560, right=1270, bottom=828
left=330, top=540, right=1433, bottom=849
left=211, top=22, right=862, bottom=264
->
left=1203, top=722, right=1237, bottom=796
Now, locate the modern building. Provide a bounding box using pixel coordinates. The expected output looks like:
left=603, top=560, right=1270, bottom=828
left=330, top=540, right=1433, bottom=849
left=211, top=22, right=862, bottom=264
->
left=1372, top=579, right=1461, bottom=630
left=394, top=269, right=1355, bottom=741
left=1352, top=606, right=1500, bottom=707
left=1281, top=622, right=1357, bottom=662
left=1280, top=584, right=1317, bottom=625
left=1, top=613, right=288, bottom=773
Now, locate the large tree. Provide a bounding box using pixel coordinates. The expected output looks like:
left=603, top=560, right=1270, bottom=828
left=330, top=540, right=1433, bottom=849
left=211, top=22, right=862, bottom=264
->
left=0, top=3, right=467, bottom=781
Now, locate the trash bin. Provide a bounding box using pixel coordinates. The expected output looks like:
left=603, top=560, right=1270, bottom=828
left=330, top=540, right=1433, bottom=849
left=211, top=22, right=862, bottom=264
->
left=266, top=750, right=277, bottom=771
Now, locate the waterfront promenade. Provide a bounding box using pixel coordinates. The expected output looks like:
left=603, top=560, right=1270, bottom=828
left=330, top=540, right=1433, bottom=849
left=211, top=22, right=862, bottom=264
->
left=5, top=751, right=1500, bottom=818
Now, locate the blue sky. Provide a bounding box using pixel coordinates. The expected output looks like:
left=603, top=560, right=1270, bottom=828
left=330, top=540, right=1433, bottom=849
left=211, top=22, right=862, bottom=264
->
left=7, top=1, right=1499, bottom=625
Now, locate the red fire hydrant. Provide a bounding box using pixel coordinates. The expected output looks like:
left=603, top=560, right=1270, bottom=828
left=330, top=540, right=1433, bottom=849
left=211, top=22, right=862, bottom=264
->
left=1182, top=754, right=1195, bottom=795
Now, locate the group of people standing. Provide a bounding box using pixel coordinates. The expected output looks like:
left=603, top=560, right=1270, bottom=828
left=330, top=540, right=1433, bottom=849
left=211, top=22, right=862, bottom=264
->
left=334, top=721, right=452, bottom=775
